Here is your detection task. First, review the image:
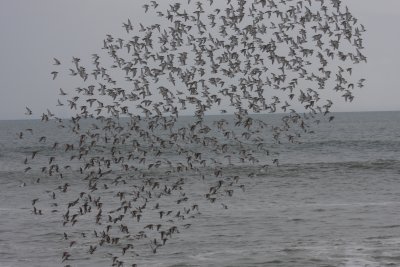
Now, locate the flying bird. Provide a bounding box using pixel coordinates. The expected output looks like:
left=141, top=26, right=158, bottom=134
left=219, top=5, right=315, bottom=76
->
left=25, top=107, right=32, bottom=115
left=51, top=71, right=58, bottom=80
left=21, top=0, right=366, bottom=265
left=53, top=58, right=61, bottom=65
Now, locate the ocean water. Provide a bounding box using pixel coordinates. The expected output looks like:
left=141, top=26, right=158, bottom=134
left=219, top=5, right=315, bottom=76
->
left=0, top=111, right=400, bottom=267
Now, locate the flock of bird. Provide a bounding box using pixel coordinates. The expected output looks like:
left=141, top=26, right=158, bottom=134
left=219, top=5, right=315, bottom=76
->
left=21, top=0, right=366, bottom=266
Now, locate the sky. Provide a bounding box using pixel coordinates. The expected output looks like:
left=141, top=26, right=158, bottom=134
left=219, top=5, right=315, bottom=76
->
left=0, top=0, right=399, bottom=120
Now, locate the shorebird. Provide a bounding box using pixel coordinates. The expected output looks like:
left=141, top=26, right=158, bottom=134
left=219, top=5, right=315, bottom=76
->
left=59, top=88, right=67, bottom=95
left=22, top=0, right=366, bottom=265
left=25, top=107, right=32, bottom=115
left=53, top=58, right=61, bottom=65
left=51, top=71, right=58, bottom=80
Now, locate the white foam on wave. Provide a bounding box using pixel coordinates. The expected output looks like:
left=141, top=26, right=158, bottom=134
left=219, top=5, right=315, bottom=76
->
left=304, top=201, right=400, bottom=208
left=341, top=245, right=381, bottom=267
left=189, top=248, right=247, bottom=261
left=299, top=241, right=382, bottom=267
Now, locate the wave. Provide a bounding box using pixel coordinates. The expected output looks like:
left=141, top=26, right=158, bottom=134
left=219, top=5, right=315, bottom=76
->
left=270, top=159, right=400, bottom=173
left=291, top=139, right=400, bottom=154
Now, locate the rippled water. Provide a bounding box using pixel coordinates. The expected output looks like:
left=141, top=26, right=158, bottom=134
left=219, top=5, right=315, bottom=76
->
left=1, top=111, right=400, bottom=267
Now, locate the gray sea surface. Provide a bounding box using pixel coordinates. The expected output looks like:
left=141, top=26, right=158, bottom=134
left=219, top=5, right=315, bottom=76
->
left=1, top=111, right=400, bottom=267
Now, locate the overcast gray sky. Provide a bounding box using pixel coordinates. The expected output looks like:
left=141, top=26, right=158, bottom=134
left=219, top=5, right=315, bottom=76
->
left=0, top=0, right=399, bottom=120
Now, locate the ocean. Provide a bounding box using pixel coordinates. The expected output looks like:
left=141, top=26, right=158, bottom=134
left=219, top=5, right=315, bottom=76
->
left=0, top=111, right=400, bottom=267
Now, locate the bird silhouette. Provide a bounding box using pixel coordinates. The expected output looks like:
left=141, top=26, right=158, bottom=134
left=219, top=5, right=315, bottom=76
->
left=22, top=0, right=366, bottom=266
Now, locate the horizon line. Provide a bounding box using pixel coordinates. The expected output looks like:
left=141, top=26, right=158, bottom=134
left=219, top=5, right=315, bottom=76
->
left=1, top=109, right=399, bottom=122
